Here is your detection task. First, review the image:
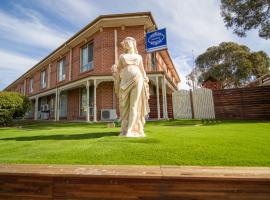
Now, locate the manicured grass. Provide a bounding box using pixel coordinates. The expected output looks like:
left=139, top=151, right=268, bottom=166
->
left=0, top=120, right=269, bottom=166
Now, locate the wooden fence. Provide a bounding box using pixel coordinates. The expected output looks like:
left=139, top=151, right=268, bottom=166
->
left=0, top=164, right=270, bottom=199
left=213, top=86, right=270, bottom=120
left=172, top=90, right=192, bottom=119
left=172, top=86, right=270, bottom=120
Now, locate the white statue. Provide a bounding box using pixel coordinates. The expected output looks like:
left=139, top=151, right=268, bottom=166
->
left=112, top=37, right=150, bottom=137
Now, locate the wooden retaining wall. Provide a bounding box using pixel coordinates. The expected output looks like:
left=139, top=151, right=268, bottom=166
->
left=213, top=86, right=270, bottom=120
left=0, top=164, right=270, bottom=199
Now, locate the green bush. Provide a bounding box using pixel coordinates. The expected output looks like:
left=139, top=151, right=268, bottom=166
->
left=0, top=92, right=31, bottom=126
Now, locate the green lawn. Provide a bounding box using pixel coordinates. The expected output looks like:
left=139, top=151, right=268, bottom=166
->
left=0, top=120, right=269, bottom=166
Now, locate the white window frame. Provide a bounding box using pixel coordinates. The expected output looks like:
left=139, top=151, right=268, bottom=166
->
left=29, top=78, right=34, bottom=93
left=40, top=70, right=46, bottom=89
left=57, top=58, right=66, bottom=81
left=80, top=43, right=94, bottom=73
left=79, top=87, right=94, bottom=116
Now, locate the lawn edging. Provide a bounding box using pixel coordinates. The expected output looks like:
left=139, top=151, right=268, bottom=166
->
left=0, top=164, right=270, bottom=199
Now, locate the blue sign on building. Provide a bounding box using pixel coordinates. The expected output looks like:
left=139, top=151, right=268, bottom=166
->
left=146, top=28, right=167, bottom=53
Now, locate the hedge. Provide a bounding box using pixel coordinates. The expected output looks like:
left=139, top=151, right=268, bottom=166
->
left=0, top=92, right=31, bottom=126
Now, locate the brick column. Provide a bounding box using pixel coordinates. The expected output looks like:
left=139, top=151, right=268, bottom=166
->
left=48, top=64, right=51, bottom=89
left=69, top=48, right=72, bottom=81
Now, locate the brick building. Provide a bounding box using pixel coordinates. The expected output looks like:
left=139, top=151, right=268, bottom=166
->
left=4, top=12, right=180, bottom=122
left=201, top=76, right=222, bottom=90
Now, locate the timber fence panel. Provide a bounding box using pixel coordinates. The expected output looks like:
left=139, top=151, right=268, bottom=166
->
left=192, top=88, right=215, bottom=119
left=172, top=90, right=192, bottom=119
left=213, top=86, right=270, bottom=120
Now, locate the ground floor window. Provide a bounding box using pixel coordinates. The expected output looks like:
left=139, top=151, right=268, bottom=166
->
left=59, top=92, right=67, bottom=117
left=80, top=86, right=94, bottom=116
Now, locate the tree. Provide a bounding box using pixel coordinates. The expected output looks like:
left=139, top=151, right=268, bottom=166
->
left=221, top=0, right=270, bottom=39
left=186, top=66, right=201, bottom=89
left=195, top=42, right=270, bottom=89
left=0, top=92, right=31, bottom=126
left=249, top=51, right=270, bottom=77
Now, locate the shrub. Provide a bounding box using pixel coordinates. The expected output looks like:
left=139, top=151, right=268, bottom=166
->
left=0, top=92, right=31, bottom=126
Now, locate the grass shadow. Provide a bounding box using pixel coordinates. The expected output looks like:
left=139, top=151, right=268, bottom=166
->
left=147, top=120, right=202, bottom=127
left=0, top=132, right=118, bottom=141
left=11, top=120, right=109, bottom=130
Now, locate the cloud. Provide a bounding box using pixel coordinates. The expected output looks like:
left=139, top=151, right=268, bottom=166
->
left=35, top=0, right=103, bottom=26
left=0, top=49, right=38, bottom=90
left=173, top=55, right=194, bottom=90
left=0, top=9, right=71, bottom=50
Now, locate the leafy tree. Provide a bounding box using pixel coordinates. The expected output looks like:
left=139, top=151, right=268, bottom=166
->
left=195, top=42, right=270, bottom=88
left=221, top=0, right=270, bottom=39
left=0, top=92, right=31, bottom=126
left=249, top=51, right=270, bottom=77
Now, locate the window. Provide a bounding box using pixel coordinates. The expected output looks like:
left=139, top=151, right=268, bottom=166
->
left=80, top=87, right=94, bottom=116
left=59, top=92, right=67, bottom=117
left=20, top=86, right=24, bottom=94
left=40, top=70, right=46, bottom=89
left=151, top=52, right=156, bottom=70
left=81, top=43, right=94, bottom=72
left=57, top=58, right=66, bottom=81
left=29, top=78, right=34, bottom=93
left=80, top=88, right=87, bottom=116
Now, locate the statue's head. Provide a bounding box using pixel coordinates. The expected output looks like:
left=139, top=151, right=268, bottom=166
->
left=121, top=37, right=138, bottom=54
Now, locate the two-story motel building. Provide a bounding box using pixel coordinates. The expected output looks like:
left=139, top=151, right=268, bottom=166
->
left=4, top=12, right=180, bottom=122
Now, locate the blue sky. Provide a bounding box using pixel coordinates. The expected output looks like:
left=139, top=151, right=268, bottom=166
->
left=0, top=0, right=269, bottom=90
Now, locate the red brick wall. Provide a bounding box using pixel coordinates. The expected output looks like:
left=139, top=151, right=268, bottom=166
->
left=117, top=26, right=147, bottom=68
left=96, top=82, right=114, bottom=120
left=149, top=94, right=163, bottom=119
left=33, top=72, right=40, bottom=94
left=202, top=80, right=222, bottom=90
left=167, top=93, right=173, bottom=119
left=67, top=88, right=80, bottom=120
left=50, top=60, right=57, bottom=88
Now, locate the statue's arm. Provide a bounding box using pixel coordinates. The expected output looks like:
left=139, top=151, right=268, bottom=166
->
left=139, top=56, right=150, bottom=100
left=139, top=56, right=149, bottom=83
left=111, top=56, right=122, bottom=97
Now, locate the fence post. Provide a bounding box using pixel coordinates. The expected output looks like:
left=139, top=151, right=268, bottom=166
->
left=189, top=89, right=194, bottom=119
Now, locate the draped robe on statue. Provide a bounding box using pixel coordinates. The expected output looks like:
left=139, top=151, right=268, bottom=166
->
left=113, top=53, right=150, bottom=137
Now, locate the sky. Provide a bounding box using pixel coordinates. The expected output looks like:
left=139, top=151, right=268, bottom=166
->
left=0, top=0, right=269, bottom=90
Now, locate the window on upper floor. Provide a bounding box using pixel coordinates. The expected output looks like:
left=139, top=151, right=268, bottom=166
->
left=81, top=42, right=94, bottom=73
left=58, top=58, right=66, bottom=81
left=29, top=78, right=34, bottom=93
left=151, top=52, right=156, bottom=70
left=40, top=70, right=46, bottom=89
